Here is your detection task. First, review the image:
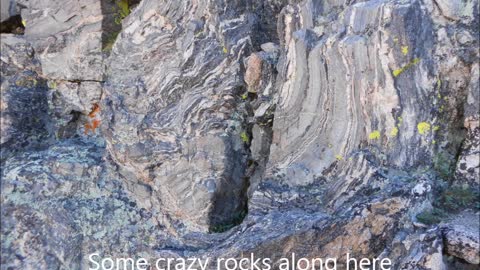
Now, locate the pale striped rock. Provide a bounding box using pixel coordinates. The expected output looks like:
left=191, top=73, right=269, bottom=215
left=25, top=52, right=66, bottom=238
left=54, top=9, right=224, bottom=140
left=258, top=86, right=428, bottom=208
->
left=102, top=0, right=258, bottom=231
left=264, top=0, right=479, bottom=186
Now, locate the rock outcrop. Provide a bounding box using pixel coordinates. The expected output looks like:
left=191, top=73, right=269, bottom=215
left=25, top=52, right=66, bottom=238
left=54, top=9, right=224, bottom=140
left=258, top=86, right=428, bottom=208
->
left=265, top=0, right=478, bottom=186
left=0, top=35, right=51, bottom=159
left=17, top=0, right=105, bottom=80
left=442, top=212, right=480, bottom=265
left=102, top=0, right=258, bottom=231
left=1, top=0, right=479, bottom=269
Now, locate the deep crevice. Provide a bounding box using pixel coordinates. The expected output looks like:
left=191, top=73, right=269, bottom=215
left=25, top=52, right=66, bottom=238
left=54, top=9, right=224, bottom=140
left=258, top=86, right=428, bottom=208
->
left=101, top=0, right=142, bottom=53
left=208, top=1, right=287, bottom=233
left=0, top=15, right=24, bottom=34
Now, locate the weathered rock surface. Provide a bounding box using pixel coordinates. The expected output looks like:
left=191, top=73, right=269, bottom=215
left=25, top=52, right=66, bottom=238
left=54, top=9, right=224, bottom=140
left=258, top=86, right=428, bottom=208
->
left=442, top=212, right=480, bottom=265
left=1, top=140, right=171, bottom=269
left=265, top=0, right=479, bottom=186
left=17, top=0, right=105, bottom=80
left=102, top=0, right=259, bottom=231
left=455, top=63, right=480, bottom=187
left=1, top=0, right=479, bottom=269
left=0, top=34, right=51, bottom=159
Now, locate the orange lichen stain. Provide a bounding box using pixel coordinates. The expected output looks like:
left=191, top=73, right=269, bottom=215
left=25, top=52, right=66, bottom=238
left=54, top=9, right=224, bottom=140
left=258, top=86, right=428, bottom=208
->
left=88, top=103, right=100, bottom=118
left=84, top=123, right=93, bottom=134
left=84, top=104, right=101, bottom=134
left=92, top=119, right=101, bottom=129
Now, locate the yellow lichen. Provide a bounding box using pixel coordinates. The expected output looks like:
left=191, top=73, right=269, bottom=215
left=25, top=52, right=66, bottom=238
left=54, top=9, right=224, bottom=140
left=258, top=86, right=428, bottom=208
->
left=401, top=46, right=409, bottom=55
left=21, top=20, right=26, bottom=27
left=417, top=122, right=431, bottom=135
left=223, top=47, right=228, bottom=54
left=392, top=69, right=402, bottom=77
left=389, top=127, right=399, bottom=137
left=433, top=125, right=440, bottom=131
left=392, top=58, right=421, bottom=77
left=369, top=130, right=381, bottom=140
left=335, top=155, right=343, bottom=161
left=437, top=79, right=442, bottom=89
left=49, top=81, right=57, bottom=89
left=397, top=116, right=403, bottom=127
left=432, top=140, right=436, bottom=145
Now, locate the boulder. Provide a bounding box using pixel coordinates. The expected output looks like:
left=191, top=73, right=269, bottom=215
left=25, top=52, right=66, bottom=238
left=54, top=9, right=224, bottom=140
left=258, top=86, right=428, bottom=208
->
left=442, top=212, right=480, bottom=264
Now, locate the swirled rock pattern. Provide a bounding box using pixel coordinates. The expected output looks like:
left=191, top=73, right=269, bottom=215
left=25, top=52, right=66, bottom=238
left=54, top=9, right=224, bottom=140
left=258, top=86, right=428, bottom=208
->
left=102, top=0, right=260, bottom=231
left=265, top=0, right=478, bottom=186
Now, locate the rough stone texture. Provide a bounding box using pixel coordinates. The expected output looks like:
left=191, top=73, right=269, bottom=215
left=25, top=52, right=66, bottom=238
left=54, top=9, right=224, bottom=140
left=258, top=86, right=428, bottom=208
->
left=0, top=140, right=171, bottom=269
left=12, top=0, right=108, bottom=138
left=265, top=0, right=479, bottom=186
left=0, top=35, right=51, bottom=159
left=102, top=0, right=257, bottom=231
left=442, top=212, right=480, bottom=265
left=1, top=0, right=479, bottom=269
left=386, top=230, right=447, bottom=270
left=455, top=63, right=480, bottom=187
left=17, top=0, right=105, bottom=80
left=47, top=80, right=103, bottom=139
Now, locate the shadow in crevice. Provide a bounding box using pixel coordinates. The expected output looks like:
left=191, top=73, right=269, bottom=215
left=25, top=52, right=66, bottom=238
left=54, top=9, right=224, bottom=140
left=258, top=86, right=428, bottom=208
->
left=208, top=137, right=250, bottom=233
left=0, top=15, right=25, bottom=34
left=0, top=72, right=52, bottom=162
left=100, top=0, right=142, bottom=52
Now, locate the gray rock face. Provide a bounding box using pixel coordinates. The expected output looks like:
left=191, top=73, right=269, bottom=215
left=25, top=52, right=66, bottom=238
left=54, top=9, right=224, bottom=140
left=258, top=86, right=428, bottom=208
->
left=265, top=0, right=479, bottom=186
left=455, top=63, right=480, bottom=187
left=1, top=0, right=479, bottom=269
left=442, top=212, right=480, bottom=265
left=12, top=0, right=110, bottom=139
left=102, top=0, right=259, bottom=231
left=47, top=80, right=103, bottom=139
left=0, top=0, right=19, bottom=23
left=17, top=0, right=105, bottom=80
left=0, top=140, right=171, bottom=269
left=0, top=35, right=51, bottom=159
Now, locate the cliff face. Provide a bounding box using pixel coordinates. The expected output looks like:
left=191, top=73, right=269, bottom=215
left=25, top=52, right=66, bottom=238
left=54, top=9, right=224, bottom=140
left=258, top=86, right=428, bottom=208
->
left=1, top=0, right=479, bottom=269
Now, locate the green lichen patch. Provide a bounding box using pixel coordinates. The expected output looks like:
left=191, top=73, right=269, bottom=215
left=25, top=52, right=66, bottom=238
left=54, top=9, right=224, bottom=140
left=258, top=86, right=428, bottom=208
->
left=440, top=187, right=479, bottom=212
left=416, top=187, right=479, bottom=225
left=416, top=208, right=446, bottom=225
left=114, top=0, right=131, bottom=25
left=102, top=31, right=120, bottom=52
left=240, top=131, right=249, bottom=143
